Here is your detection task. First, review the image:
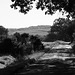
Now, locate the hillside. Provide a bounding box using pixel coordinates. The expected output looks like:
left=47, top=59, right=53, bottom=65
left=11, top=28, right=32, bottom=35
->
left=8, top=25, right=51, bottom=36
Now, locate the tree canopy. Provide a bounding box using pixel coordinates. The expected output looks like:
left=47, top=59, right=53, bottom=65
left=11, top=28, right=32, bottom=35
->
left=14, top=32, right=21, bottom=42
left=21, top=33, right=29, bottom=44
left=11, top=0, right=75, bottom=18
left=51, top=18, right=71, bottom=33
left=0, top=26, right=8, bottom=41
left=45, top=18, right=75, bottom=42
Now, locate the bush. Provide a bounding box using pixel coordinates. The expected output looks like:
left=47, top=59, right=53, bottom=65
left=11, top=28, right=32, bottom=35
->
left=0, top=38, right=24, bottom=57
left=44, top=33, right=57, bottom=42
left=24, top=44, right=32, bottom=55
left=30, top=35, right=44, bottom=51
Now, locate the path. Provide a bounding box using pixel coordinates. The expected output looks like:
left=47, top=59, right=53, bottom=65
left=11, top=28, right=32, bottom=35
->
left=14, top=43, right=75, bottom=75
left=14, top=51, right=75, bottom=75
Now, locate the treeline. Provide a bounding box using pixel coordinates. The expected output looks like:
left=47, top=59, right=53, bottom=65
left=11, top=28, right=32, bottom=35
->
left=0, top=26, right=44, bottom=58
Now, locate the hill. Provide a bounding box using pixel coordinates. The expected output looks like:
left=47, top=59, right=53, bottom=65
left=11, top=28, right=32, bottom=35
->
left=8, top=25, right=51, bottom=36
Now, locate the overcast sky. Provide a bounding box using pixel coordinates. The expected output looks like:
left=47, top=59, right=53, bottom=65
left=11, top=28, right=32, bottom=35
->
left=0, top=0, right=67, bottom=28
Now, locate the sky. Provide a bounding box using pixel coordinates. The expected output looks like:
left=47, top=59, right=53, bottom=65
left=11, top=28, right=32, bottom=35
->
left=0, top=0, right=67, bottom=28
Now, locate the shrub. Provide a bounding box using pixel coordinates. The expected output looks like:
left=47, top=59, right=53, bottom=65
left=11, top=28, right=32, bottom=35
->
left=0, top=38, right=24, bottom=57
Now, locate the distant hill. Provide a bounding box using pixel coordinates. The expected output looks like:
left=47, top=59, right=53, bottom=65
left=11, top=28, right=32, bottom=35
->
left=8, top=25, right=51, bottom=36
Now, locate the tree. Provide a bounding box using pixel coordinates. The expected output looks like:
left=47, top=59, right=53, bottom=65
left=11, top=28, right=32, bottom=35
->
left=21, top=33, right=29, bottom=44
left=14, top=32, right=21, bottom=42
left=45, top=32, right=58, bottom=42
left=11, top=0, right=75, bottom=18
left=29, top=35, right=37, bottom=51
left=53, top=18, right=75, bottom=42
left=29, top=35, right=44, bottom=51
left=0, top=26, right=8, bottom=41
left=0, top=38, right=25, bottom=57
left=11, top=0, right=35, bottom=14
left=0, top=38, right=13, bottom=55
left=51, top=18, right=71, bottom=33
left=45, top=18, right=75, bottom=42
left=66, top=20, right=75, bottom=42
left=0, top=26, right=8, bottom=35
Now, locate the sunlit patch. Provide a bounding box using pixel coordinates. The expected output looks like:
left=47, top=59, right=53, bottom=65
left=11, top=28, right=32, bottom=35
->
left=0, top=55, right=16, bottom=69
left=52, top=45, right=72, bottom=49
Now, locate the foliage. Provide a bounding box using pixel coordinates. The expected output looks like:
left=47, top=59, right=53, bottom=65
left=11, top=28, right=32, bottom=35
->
left=29, top=35, right=44, bottom=51
left=21, top=33, right=29, bottom=44
left=21, top=33, right=29, bottom=38
left=44, top=33, right=56, bottom=42
left=11, top=0, right=35, bottom=14
left=0, top=26, right=8, bottom=35
left=45, top=18, right=75, bottom=42
left=11, top=0, right=75, bottom=18
left=13, top=32, right=33, bottom=54
left=0, top=29, right=44, bottom=57
left=0, top=38, right=24, bottom=57
left=51, top=18, right=72, bottom=41
left=13, top=32, right=29, bottom=44
left=12, top=32, right=44, bottom=55
left=51, top=18, right=71, bottom=33
left=0, top=26, right=8, bottom=41
left=66, top=20, right=75, bottom=42
left=14, top=32, right=21, bottom=42
left=24, top=43, right=32, bottom=54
